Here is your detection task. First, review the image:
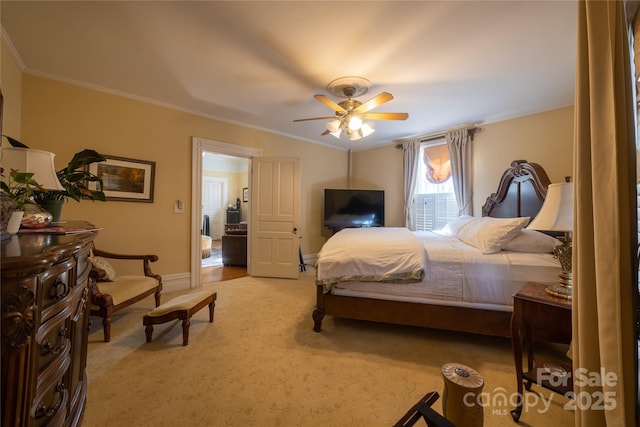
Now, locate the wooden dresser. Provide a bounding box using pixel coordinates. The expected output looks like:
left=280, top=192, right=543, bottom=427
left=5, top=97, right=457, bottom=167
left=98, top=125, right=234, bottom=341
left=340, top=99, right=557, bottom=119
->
left=1, top=229, right=96, bottom=427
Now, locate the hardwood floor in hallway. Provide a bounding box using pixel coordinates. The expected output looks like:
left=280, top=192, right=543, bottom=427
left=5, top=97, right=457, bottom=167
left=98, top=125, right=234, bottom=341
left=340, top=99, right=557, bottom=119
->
left=201, top=239, right=247, bottom=282
left=202, top=265, right=247, bottom=282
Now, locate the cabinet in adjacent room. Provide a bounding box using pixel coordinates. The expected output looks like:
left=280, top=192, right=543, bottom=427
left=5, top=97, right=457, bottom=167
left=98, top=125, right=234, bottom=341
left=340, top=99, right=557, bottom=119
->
left=1, top=229, right=96, bottom=427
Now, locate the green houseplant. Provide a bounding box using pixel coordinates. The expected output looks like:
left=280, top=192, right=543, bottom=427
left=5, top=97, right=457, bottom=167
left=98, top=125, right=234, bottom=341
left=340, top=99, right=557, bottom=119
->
left=0, top=168, right=45, bottom=233
left=2, top=136, right=107, bottom=222
left=0, top=169, right=44, bottom=210
left=33, top=149, right=108, bottom=221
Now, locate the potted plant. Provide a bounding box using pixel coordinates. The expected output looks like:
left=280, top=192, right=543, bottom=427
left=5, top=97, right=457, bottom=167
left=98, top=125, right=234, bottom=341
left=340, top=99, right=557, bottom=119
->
left=0, top=168, right=45, bottom=233
left=33, top=149, right=107, bottom=221
left=2, top=136, right=107, bottom=222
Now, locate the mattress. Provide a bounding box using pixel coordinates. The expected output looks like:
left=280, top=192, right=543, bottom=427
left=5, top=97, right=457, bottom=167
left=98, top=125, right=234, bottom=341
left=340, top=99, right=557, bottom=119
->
left=328, top=231, right=561, bottom=310
left=316, top=227, right=426, bottom=290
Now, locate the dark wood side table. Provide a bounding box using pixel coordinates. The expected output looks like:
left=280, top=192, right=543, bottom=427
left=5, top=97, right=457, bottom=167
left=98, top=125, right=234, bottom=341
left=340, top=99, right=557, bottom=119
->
left=510, top=282, right=572, bottom=422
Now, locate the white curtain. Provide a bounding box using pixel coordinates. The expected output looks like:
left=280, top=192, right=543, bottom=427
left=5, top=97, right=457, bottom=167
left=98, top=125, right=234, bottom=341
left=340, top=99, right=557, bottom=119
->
left=402, top=139, right=420, bottom=230
left=573, top=1, right=638, bottom=425
left=446, top=129, right=473, bottom=216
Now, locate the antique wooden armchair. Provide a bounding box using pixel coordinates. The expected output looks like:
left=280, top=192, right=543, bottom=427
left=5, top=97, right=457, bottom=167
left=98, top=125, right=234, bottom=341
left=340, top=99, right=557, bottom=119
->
left=88, top=245, right=162, bottom=342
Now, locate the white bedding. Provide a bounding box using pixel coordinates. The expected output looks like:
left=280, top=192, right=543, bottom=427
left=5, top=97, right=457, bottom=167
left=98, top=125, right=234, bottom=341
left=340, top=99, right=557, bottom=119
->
left=318, top=229, right=562, bottom=309
left=315, top=227, right=426, bottom=290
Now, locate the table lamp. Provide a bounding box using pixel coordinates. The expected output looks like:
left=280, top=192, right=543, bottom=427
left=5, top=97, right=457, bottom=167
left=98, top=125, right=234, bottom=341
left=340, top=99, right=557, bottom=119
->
left=1, top=147, right=64, bottom=190
left=526, top=179, right=573, bottom=299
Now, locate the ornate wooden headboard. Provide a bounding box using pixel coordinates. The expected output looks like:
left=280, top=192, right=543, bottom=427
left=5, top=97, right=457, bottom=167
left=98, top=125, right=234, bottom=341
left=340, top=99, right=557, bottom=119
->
left=482, top=160, right=552, bottom=219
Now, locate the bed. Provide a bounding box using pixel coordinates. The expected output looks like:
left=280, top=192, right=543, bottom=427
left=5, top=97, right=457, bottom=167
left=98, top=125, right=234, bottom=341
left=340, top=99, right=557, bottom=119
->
left=312, top=160, right=562, bottom=337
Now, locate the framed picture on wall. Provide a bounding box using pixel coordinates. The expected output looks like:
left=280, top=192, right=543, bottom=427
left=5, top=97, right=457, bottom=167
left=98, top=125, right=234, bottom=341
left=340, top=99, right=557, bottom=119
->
left=88, top=155, right=155, bottom=202
left=243, top=187, right=248, bottom=202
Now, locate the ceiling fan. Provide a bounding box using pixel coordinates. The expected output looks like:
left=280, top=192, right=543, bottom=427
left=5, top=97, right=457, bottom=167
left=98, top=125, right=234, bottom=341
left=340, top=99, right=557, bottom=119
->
left=293, top=77, right=409, bottom=140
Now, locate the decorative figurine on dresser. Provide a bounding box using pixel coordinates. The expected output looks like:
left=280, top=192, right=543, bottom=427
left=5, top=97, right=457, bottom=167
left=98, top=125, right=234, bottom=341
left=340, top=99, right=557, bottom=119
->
left=1, top=223, right=98, bottom=427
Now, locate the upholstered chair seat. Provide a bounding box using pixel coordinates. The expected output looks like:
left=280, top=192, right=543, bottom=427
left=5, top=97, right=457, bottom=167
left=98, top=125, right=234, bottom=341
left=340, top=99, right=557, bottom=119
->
left=90, top=276, right=160, bottom=307
left=88, top=245, right=162, bottom=342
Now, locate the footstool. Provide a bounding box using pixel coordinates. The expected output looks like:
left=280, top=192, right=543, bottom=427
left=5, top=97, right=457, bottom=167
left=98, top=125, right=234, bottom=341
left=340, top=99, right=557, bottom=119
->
left=143, top=290, right=217, bottom=346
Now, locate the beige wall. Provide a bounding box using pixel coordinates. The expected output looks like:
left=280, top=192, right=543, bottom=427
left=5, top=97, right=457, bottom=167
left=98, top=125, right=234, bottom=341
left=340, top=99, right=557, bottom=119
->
left=19, top=76, right=195, bottom=277
left=1, top=39, right=22, bottom=139
left=472, top=107, right=574, bottom=214
left=352, top=106, right=574, bottom=225
left=2, top=44, right=574, bottom=274
left=6, top=69, right=348, bottom=276
left=350, top=145, right=404, bottom=226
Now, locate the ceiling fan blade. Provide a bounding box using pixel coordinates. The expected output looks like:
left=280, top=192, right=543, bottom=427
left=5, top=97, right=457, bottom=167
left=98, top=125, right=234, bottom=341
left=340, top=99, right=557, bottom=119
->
left=361, top=112, right=409, bottom=121
left=354, top=92, right=393, bottom=114
left=293, top=116, right=336, bottom=122
left=314, top=94, right=347, bottom=113
left=321, top=130, right=331, bottom=135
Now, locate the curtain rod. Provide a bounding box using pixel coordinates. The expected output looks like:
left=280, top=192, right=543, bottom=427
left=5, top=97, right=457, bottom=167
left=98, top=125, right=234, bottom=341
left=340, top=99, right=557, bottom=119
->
left=394, top=122, right=482, bottom=148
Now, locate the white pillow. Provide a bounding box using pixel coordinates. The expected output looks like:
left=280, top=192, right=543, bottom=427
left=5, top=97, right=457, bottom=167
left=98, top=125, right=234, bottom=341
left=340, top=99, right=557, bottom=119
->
left=439, top=215, right=474, bottom=235
left=89, top=256, right=116, bottom=281
left=455, top=216, right=530, bottom=254
left=503, top=229, right=562, bottom=253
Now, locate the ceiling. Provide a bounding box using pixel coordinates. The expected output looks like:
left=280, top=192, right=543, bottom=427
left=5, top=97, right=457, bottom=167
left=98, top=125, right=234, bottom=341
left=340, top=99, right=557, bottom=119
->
left=1, top=1, right=577, bottom=151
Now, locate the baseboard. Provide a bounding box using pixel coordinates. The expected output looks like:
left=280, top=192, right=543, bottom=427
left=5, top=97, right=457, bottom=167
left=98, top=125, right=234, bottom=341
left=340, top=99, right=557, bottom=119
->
left=162, top=273, right=192, bottom=292
left=303, top=253, right=317, bottom=268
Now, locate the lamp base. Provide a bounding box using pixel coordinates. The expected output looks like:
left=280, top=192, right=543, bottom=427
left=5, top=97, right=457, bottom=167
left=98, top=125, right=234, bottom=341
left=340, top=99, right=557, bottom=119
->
left=545, top=284, right=572, bottom=300
left=545, top=271, right=572, bottom=300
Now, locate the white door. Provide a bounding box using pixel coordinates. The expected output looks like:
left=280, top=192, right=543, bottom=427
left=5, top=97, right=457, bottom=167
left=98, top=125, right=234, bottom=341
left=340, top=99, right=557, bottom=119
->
left=250, top=157, right=300, bottom=278
left=202, top=177, right=226, bottom=240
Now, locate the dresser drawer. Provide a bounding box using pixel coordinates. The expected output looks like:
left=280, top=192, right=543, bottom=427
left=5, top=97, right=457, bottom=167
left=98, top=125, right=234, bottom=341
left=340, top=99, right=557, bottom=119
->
left=33, top=335, right=71, bottom=426
left=75, top=244, right=92, bottom=284
left=38, top=259, right=75, bottom=313
left=31, top=379, right=69, bottom=427
left=36, top=311, right=71, bottom=371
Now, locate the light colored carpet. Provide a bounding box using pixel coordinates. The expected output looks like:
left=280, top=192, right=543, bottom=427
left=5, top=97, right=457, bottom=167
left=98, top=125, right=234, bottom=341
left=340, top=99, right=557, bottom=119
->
left=84, top=271, right=574, bottom=427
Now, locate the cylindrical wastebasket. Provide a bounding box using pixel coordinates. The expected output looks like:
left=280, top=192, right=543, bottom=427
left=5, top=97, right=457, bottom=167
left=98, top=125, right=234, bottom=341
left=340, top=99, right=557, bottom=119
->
left=442, top=363, right=484, bottom=427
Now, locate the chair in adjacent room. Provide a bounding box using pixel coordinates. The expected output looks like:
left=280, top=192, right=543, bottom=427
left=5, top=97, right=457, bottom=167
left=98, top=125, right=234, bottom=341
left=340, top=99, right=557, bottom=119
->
left=88, top=245, right=163, bottom=342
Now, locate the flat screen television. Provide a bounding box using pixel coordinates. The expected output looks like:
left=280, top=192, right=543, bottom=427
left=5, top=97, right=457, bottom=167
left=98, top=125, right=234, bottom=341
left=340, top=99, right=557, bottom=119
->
left=323, top=189, right=385, bottom=228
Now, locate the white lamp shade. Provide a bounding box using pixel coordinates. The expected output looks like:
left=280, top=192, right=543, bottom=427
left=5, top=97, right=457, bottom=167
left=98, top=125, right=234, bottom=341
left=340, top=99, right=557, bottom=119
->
left=527, top=182, right=573, bottom=232
left=326, top=119, right=341, bottom=132
left=360, top=123, right=375, bottom=137
left=347, top=115, right=363, bottom=131
left=329, top=128, right=342, bottom=139
left=1, top=147, right=65, bottom=190
left=349, top=130, right=362, bottom=141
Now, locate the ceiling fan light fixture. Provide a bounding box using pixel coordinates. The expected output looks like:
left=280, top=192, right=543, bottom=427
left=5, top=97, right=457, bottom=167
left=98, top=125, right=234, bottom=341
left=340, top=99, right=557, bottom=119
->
left=329, top=128, right=342, bottom=139
left=360, top=122, right=375, bottom=138
left=294, top=77, right=408, bottom=141
left=347, top=115, right=363, bottom=131
left=326, top=119, right=342, bottom=132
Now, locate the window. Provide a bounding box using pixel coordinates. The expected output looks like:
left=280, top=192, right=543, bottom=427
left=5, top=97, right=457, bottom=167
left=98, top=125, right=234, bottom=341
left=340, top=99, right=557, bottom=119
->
left=413, top=139, right=458, bottom=231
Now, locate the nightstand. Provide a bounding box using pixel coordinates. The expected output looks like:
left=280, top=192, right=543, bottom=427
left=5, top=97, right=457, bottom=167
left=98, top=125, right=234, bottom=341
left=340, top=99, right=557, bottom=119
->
left=510, top=282, right=572, bottom=422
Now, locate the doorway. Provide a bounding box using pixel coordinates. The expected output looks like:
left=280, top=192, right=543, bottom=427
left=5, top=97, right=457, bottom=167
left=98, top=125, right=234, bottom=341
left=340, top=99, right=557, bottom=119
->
left=191, top=137, right=262, bottom=288
left=202, top=176, right=227, bottom=242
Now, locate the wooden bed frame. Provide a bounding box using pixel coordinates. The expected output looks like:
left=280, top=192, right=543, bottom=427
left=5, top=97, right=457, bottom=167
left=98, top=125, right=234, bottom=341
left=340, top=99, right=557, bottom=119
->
left=312, top=160, right=552, bottom=337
